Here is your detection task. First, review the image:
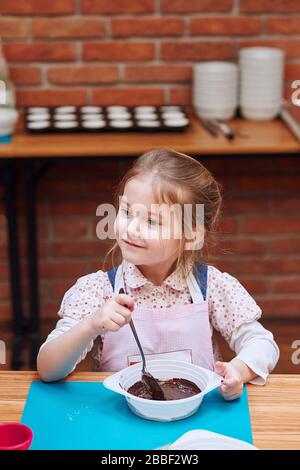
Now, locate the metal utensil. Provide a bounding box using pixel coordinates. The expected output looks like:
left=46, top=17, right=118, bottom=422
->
left=210, top=119, right=235, bottom=140
left=198, top=118, right=219, bottom=138
left=120, top=265, right=165, bottom=400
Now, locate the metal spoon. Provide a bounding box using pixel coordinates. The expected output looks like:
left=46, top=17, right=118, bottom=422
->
left=120, top=267, right=165, bottom=400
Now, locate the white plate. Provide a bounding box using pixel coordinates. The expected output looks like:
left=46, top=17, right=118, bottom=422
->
left=82, top=120, right=106, bottom=128
left=107, top=106, right=128, bottom=112
left=55, top=106, right=77, bottom=114
left=27, top=107, right=49, bottom=113
left=81, top=113, right=103, bottom=120
left=80, top=106, right=102, bottom=113
left=107, top=112, right=131, bottom=120
left=159, top=430, right=257, bottom=450
left=54, top=121, right=78, bottom=129
left=54, top=114, right=77, bottom=121
left=27, top=121, right=50, bottom=130
left=137, top=120, right=160, bottom=127
left=27, top=113, right=50, bottom=121
left=109, top=120, right=133, bottom=128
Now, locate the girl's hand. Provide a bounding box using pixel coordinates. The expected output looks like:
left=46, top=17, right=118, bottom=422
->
left=214, top=361, right=244, bottom=401
left=90, top=293, right=134, bottom=334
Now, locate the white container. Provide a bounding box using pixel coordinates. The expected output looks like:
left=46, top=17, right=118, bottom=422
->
left=103, top=360, right=222, bottom=422
left=240, top=46, right=284, bottom=61
left=0, top=108, right=19, bottom=136
left=81, top=113, right=103, bottom=120
left=241, top=106, right=282, bottom=120
left=27, top=113, right=50, bottom=121
left=195, top=106, right=236, bottom=120
left=161, top=430, right=258, bottom=450
left=55, top=106, right=77, bottom=114
left=193, top=61, right=238, bottom=120
left=80, top=106, right=102, bottom=113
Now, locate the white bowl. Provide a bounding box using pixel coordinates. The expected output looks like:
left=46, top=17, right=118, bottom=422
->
left=239, top=47, right=284, bottom=61
left=80, top=106, right=102, bottom=113
left=194, top=61, right=238, bottom=75
left=27, top=113, right=50, bottom=121
left=107, top=105, right=128, bottom=112
left=82, top=120, right=106, bottom=128
left=54, top=113, right=77, bottom=121
left=55, top=106, right=77, bottom=114
left=162, top=430, right=257, bottom=450
left=137, top=120, right=160, bottom=127
left=0, top=108, right=19, bottom=136
left=103, top=360, right=222, bottom=422
left=195, top=106, right=236, bottom=120
left=134, top=106, right=156, bottom=112
left=27, top=106, right=49, bottom=113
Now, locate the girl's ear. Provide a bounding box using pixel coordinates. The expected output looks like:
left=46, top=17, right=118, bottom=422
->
left=184, top=226, right=205, bottom=251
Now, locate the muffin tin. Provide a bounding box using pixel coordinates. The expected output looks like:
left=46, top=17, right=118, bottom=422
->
left=25, top=105, right=190, bottom=134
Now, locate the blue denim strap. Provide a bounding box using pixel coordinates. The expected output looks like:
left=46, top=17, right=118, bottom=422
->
left=107, top=262, right=207, bottom=300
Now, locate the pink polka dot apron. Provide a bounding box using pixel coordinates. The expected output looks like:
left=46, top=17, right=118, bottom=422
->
left=99, top=263, right=215, bottom=372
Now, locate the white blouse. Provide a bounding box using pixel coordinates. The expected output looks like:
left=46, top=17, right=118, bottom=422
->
left=39, top=260, right=279, bottom=384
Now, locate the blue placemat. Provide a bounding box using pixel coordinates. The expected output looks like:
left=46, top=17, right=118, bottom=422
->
left=21, top=381, right=252, bottom=450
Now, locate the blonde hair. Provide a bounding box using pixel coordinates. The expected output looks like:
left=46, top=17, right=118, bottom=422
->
left=102, top=148, right=222, bottom=283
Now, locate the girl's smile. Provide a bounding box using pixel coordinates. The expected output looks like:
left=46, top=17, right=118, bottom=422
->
left=123, top=239, right=146, bottom=249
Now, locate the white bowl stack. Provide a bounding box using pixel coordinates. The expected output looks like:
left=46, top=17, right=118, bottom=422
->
left=193, top=61, right=238, bottom=120
left=239, top=47, right=284, bottom=120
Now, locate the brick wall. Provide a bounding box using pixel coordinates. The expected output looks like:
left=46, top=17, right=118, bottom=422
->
left=0, top=0, right=299, bottom=106
left=0, top=1, right=300, bottom=324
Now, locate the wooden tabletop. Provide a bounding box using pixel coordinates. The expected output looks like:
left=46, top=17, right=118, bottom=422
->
left=0, top=115, right=299, bottom=159
left=0, top=371, right=299, bottom=450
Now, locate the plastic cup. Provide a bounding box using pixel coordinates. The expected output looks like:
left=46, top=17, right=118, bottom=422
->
left=0, top=423, right=33, bottom=450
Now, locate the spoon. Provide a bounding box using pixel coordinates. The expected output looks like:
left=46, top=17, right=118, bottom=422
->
left=120, top=267, right=166, bottom=400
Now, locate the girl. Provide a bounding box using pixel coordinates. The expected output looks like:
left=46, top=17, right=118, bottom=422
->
left=37, top=148, right=279, bottom=401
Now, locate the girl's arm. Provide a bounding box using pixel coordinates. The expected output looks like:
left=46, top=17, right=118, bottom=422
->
left=214, top=321, right=280, bottom=400
left=208, top=266, right=280, bottom=398
left=228, top=320, right=280, bottom=384
left=37, top=292, right=134, bottom=382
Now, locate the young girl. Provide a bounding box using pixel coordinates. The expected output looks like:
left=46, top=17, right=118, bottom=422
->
left=37, top=148, right=279, bottom=401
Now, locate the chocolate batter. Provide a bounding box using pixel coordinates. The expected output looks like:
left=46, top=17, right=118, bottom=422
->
left=127, top=378, right=201, bottom=401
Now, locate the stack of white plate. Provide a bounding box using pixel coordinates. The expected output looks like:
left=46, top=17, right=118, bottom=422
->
left=193, top=61, right=238, bottom=120
left=239, top=47, right=284, bottom=120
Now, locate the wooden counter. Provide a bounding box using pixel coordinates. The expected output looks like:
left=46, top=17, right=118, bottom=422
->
left=0, top=371, right=299, bottom=450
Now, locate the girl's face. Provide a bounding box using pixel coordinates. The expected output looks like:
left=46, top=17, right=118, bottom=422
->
left=114, top=177, right=181, bottom=266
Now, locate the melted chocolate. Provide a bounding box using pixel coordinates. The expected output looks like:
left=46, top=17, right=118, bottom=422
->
left=127, top=378, right=201, bottom=401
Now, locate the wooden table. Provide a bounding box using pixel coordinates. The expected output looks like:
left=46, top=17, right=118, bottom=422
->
left=0, top=371, right=299, bottom=450
left=1, top=115, right=300, bottom=370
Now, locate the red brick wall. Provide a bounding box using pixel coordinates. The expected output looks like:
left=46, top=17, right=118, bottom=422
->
left=0, top=0, right=299, bottom=106
left=0, top=1, right=300, bottom=324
